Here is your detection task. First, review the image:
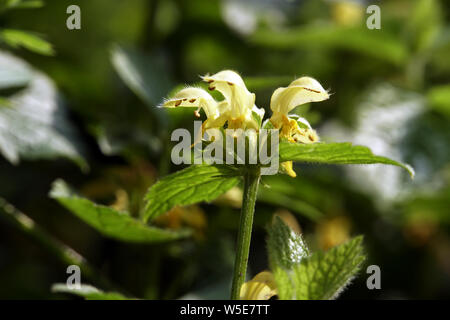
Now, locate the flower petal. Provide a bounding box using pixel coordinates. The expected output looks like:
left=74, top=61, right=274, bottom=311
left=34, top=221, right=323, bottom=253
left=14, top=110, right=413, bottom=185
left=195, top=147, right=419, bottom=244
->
left=270, top=77, right=329, bottom=115
left=162, top=87, right=220, bottom=120
left=202, top=70, right=255, bottom=118
left=240, top=271, right=277, bottom=300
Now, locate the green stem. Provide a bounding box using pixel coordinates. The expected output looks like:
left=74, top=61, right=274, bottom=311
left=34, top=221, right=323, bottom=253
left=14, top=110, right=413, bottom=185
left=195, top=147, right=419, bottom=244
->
left=230, top=168, right=260, bottom=300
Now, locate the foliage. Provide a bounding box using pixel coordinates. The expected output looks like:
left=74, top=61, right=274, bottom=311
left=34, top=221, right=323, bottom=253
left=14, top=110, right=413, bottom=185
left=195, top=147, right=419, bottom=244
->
left=0, top=0, right=449, bottom=301
left=267, top=217, right=365, bottom=300
left=0, top=51, right=86, bottom=168
left=279, top=141, right=415, bottom=178
left=144, top=165, right=241, bottom=221
left=50, top=179, right=191, bottom=243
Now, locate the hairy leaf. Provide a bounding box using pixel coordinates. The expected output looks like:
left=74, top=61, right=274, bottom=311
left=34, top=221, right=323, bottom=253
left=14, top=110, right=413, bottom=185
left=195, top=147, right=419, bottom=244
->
left=144, top=165, right=241, bottom=221
left=293, top=236, right=366, bottom=300
left=279, top=141, right=415, bottom=178
left=50, top=180, right=190, bottom=243
left=266, top=216, right=309, bottom=300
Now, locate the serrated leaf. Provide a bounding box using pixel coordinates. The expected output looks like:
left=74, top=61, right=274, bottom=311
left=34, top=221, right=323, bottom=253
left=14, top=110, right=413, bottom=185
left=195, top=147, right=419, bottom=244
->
left=266, top=216, right=309, bottom=300
left=293, top=236, right=366, bottom=300
left=144, top=165, right=241, bottom=221
left=50, top=179, right=191, bottom=243
left=267, top=216, right=309, bottom=270
left=0, top=51, right=87, bottom=169
left=0, top=29, right=54, bottom=56
left=279, top=141, right=415, bottom=178
left=51, top=283, right=131, bottom=300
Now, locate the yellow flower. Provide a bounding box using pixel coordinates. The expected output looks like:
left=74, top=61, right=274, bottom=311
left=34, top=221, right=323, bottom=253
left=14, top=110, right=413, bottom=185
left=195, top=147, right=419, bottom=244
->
left=162, top=87, right=228, bottom=130
left=240, top=271, right=277, bottom=300
left=162, top=70, right=263, bottom=131
left=162, top=71, right=330, bottom=178
left=269, top=76, right=329, bottom=177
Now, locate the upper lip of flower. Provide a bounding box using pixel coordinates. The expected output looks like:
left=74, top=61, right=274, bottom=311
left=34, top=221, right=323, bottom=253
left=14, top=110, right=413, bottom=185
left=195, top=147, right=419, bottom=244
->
left=201, top=70, right=256, bottom=119
left=270, top=76, right=330, bottom=121
left=161, top=70, right=261, bottom=130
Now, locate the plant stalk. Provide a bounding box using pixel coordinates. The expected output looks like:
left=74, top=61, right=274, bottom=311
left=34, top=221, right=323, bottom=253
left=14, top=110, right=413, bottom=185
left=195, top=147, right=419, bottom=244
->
left=230, top=168, right=260, bottom=300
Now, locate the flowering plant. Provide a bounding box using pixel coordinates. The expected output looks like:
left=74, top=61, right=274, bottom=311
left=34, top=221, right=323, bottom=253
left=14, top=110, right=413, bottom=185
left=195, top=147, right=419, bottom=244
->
left=153, top=70, right=413, bottom=299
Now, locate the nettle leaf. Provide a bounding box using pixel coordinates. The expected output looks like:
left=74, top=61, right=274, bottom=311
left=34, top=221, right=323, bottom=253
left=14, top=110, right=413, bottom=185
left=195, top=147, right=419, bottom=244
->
left=279, top=141, right=415, bottom=178
left=144, top=165, right=241, bottom=222
left=50, top=180, right=190, bottom=243
left=292, top=236, right=366, bottom=300
left=267, top=216, right=310, bottom=269
left=0, top=51, right=87, bottom=169
left=266, top=217, right=309, bottom=300
left=51, top=284, right=130, bottom=300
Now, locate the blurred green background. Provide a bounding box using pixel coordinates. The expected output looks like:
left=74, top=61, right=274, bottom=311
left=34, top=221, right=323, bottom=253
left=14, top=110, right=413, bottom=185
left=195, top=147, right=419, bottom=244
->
left=0, top=0, right=449, bottom=299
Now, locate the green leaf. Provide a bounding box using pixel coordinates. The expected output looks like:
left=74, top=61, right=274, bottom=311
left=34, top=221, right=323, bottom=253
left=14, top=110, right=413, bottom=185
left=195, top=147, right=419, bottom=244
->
left=267, top=216, right=309, bottom=269
left=0, top=29, right=54, bottom=56
left=279, top=141, right=415, bottom=178
left=144, top=165, right=241, bottom=221
left=292, top=236, right=366, bottom=300
left=251, top=25, right=408, bottom=66
left=51, top=284, right=131, bottom=300
left=0, top=51, right=87, bottom=169
left=50, top=179, right=191, bottom=243
left=266, top=216, right=309, bottom=300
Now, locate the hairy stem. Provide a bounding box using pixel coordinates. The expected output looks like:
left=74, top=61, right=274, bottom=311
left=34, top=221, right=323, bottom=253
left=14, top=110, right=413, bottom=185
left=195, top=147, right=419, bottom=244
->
left=230, top=168, right=260, bottom=300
